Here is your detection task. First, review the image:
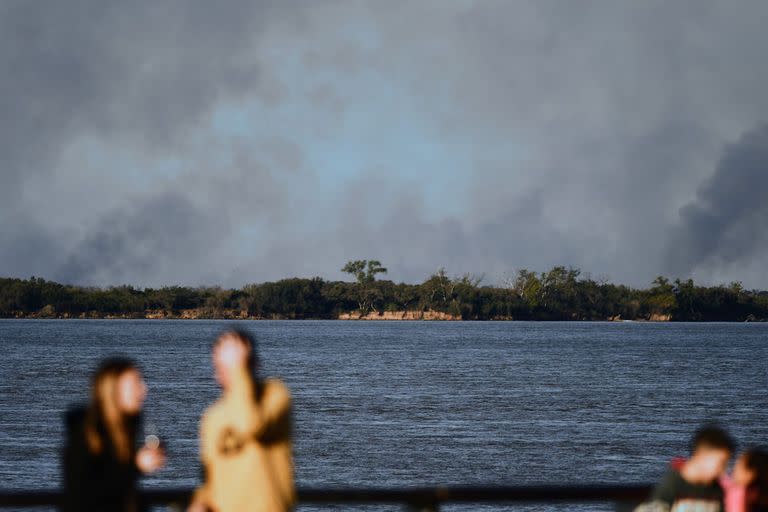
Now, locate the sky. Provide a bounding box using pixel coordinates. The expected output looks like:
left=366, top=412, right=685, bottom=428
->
left=1, top=1, right=768, bottom=288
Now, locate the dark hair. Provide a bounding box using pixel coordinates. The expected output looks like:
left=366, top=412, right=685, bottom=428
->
left=94, top=357, right=138, bottom=381
left=690, top=425, right=735, bottom=454
left=215, top=326, right=259, bottom=376
left=744, top=448, right=768, bottom=511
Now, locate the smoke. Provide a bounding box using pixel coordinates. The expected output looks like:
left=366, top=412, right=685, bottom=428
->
left=0, top=1, right=305, bottom=285
left=53, top=193, right=226, bottom=286
left=0, top=1, right=287, bottom=195
left=668, top=125, right=768, bottom=280
left=2, top=1, right=768, bottom=287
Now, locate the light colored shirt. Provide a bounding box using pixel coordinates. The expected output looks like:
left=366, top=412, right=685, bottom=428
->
left=196, top=369, right=295, bottom=512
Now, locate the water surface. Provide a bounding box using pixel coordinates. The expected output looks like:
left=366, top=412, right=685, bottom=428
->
left=1, top=320, right=766, bottom=510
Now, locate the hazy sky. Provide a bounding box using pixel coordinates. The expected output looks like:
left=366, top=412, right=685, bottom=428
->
left=2, top=1, right=767, bottom=288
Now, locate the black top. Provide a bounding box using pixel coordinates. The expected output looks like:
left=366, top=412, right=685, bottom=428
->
left=651, top=469, right=724, bottom=511
left=62, top=406, right=143, bottom=512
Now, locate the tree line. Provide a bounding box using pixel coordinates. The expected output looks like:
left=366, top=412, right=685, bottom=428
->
left=1, top=260, right=767, bottom=321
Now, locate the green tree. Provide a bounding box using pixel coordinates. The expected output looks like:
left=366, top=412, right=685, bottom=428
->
left=341, top=260, right=388, bottom=284
left=644, top=276, right=678, bottom=319
left=341, top=260, right=388, bottom=314
left=513, top=269, right=542, bottom=310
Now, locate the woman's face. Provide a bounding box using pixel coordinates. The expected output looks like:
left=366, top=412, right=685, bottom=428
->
left=116, top=368, right=147, bottom=415
left=733, top=454, right=757, bottom=486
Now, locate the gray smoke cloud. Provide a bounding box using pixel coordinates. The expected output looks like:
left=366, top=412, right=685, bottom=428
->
left=0, top=0, right=303, bottom=286
left=668, top=125, right=768, bottom=282
left=1, top=1, right=284, bottom=189
left=55, top=192, right=223, bottom=285
left=2, top=1, right=768, bottom=287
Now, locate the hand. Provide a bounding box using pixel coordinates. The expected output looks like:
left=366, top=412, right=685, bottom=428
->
left=186, top=499, right=208, bottom=512
left=136, top=444, right=165, bottom=474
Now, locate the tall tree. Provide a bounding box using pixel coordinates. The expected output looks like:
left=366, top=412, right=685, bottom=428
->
left=342, top=260, right=388, bottom=284
left=341, top=260, right=388, bottom=314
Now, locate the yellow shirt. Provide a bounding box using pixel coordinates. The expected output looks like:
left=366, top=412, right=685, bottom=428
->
left=196, top=370, right=295, bottom=512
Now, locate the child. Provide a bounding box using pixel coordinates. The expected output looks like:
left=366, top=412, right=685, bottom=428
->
left=639, top=425, right=734, bottom=512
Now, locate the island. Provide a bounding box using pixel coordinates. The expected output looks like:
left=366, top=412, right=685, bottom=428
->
left=1, top=261, right=767, bottom=322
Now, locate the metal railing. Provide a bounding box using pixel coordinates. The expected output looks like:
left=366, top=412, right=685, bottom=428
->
left=0, top=484, right=652, bottom=510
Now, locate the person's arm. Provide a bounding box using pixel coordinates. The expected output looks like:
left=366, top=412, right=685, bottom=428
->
left=228, top=369, right=291, bottom=440
left=62, top=408, right=92, bottom=512
left=188, top=482, right=210, bottom=512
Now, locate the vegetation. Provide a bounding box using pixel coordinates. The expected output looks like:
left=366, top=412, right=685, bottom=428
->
left=1, top=263, right=768, bottom=321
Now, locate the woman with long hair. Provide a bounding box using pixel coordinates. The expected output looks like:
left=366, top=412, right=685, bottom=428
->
left=63, top=357, right=165, bottom=512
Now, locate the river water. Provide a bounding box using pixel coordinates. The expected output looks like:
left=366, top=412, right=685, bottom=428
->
left=0, top=320, right=766, bottom=510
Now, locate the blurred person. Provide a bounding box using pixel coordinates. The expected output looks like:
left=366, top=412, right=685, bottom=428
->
left=63, top=357, right=165, bottom=512
left=721, top=448, right=768, bottom=512
left=188, top=328, right=294, bottom=512
left=636, top=425, right=734, bottom=512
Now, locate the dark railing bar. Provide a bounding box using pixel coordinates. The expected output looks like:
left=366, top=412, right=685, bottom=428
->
left=0, top=484, right=653, bottom=508
left=300, top=484, right=653, bottom=503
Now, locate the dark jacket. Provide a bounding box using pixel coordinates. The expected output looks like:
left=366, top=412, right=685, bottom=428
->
left=650, top=467, right=724, bottom=511
left=62, top=406, right=143, bottom=512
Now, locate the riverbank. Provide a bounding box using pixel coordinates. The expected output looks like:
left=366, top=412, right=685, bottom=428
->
left=4, top=273, right=768, bottom=322
left=1, top=309, right=691, bottom=321
left=4, top=309, right=462, bottom=320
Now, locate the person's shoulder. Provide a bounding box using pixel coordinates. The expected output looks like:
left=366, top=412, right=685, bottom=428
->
left=651, top=468, right=683, bottom=504
left=63, top=405, right=89, bottom=448
left=656, top=468, right=683, bottom=489
left=659, top=467, right=682, bottom=482
left=64, top=405, right=87, bottom=427
left=201, top=396, right=227, bottom=427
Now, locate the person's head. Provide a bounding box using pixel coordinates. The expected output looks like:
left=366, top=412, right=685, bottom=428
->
left=91, top=357, right=146, bottom=417
left=213, top=327, right=258, bottom=390
left=688, top=425, right=735, bottom=482
left=85, top=357, right=146, bottom=461
left=733, top=448, right=768, bottom=509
